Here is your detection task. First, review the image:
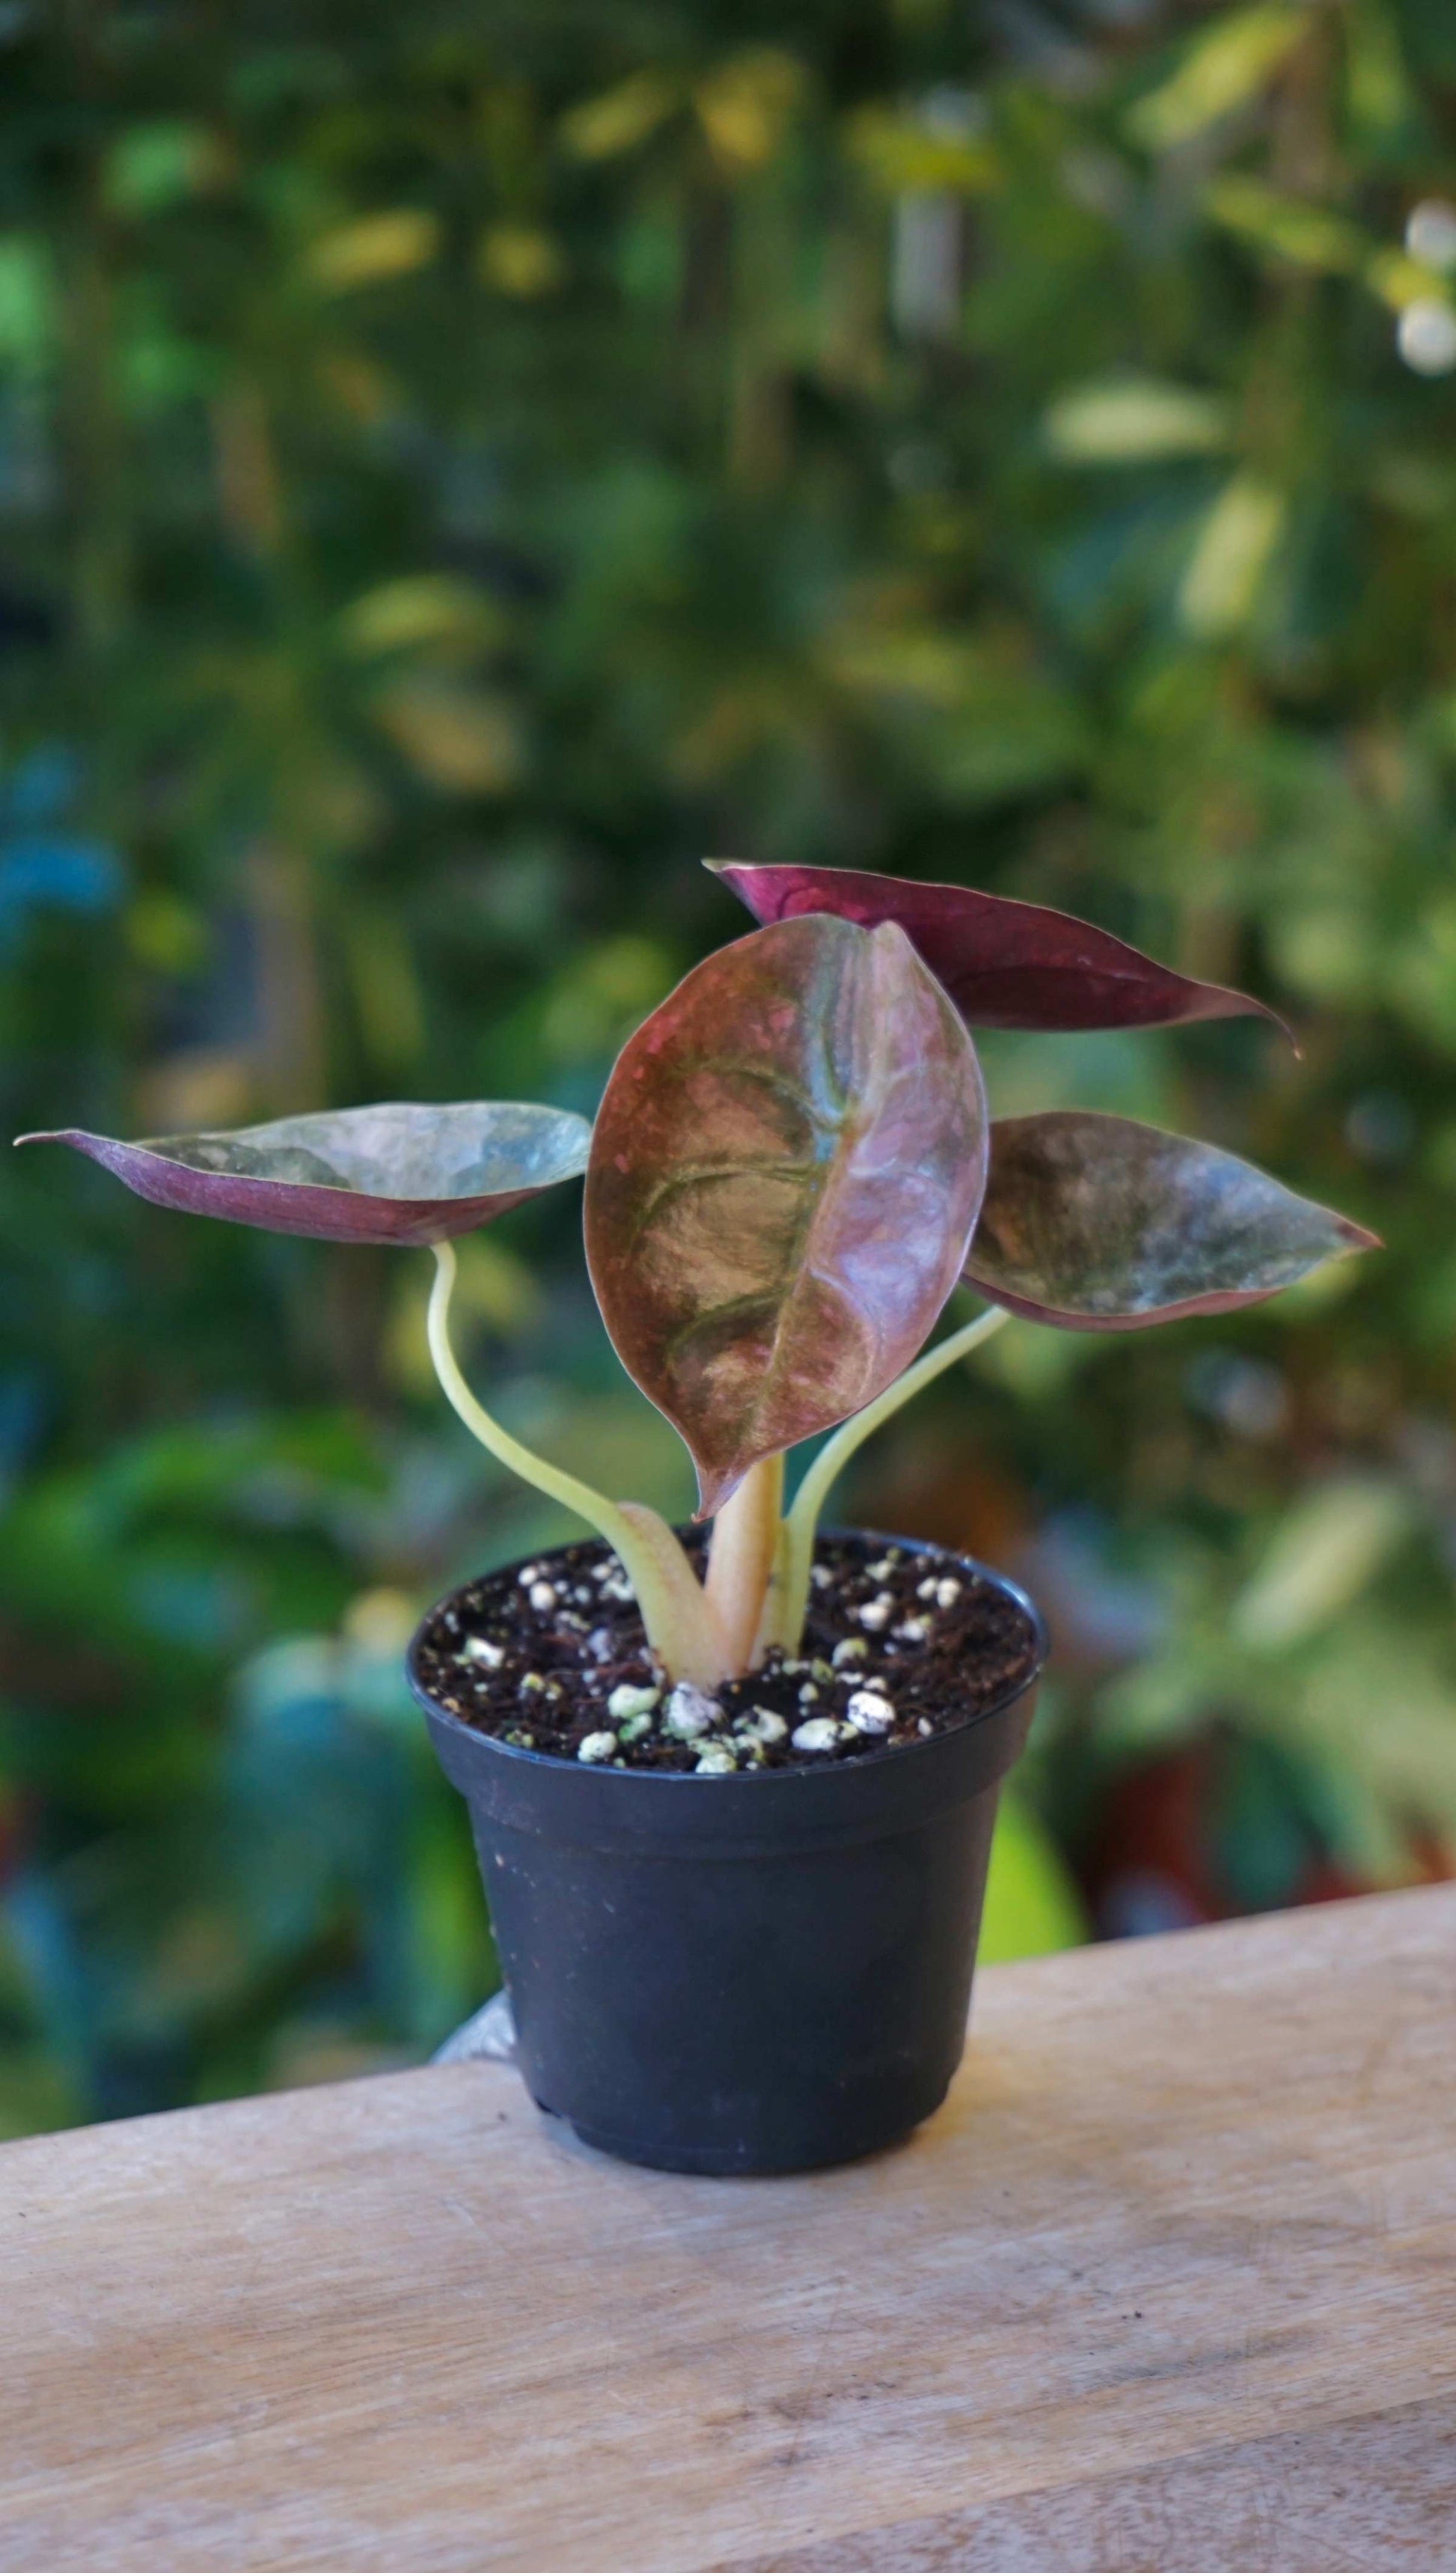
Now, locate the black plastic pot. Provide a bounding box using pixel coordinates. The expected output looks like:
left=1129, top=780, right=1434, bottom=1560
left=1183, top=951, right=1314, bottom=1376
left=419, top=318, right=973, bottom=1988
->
left=410, top=1534, right=1045, bottom=2176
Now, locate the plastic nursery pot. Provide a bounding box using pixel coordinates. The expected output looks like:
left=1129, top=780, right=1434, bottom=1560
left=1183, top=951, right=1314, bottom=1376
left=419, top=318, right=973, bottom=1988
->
left=409, top=1533, right=1046, bottom=2177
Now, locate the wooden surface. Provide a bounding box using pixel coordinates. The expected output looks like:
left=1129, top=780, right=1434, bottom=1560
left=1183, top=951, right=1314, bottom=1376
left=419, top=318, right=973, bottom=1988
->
left=3, top=1886, right=1455, bottom=2572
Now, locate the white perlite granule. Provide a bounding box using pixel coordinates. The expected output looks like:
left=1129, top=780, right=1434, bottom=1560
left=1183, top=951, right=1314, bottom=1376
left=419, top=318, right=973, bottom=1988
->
left=606, top=1683, right=660, bottom=1721
left=663, top=1682, right=721, bottom=1740
left=791, top=1715, right=851, bottom=1754
left=735, top=1708, right=788, bottom=1745
left=845, top=1689, right=895, bottom=1736
left=694, top=1742, right=738, bottom=1774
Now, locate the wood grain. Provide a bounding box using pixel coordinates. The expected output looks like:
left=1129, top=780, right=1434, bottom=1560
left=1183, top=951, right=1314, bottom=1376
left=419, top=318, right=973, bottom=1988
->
left=2, top=1887, right=1454, bottom=2572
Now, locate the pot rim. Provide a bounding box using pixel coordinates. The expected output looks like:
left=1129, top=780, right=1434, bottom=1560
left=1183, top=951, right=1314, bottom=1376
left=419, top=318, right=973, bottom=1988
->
left=406, top=1526, right=1047, bottom=1791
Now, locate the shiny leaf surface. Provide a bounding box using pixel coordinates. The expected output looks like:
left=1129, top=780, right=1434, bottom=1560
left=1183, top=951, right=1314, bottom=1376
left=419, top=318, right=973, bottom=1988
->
left=712, top=860, right=1288, bottom=1038
left=964, top=1113, right=1378, bottom=1328
left=16, top=1102, right=592, bottom=1246
left=585, top=915, right=988, bottom=1515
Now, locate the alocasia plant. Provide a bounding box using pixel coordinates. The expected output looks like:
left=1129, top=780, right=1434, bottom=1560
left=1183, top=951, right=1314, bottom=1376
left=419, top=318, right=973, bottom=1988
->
left=17, top=865, right=1377, bottom=1692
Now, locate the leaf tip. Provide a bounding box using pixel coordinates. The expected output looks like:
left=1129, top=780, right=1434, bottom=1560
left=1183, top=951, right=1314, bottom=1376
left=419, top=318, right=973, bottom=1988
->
left=1339, top=1215, right=1383, bottom=1257
left=692, top=1464, right=736, bottom=1522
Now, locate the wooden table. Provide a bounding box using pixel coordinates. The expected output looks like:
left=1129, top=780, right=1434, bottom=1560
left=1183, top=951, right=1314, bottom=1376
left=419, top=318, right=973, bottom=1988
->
left=3, top=1887, right=1453, bottom=2571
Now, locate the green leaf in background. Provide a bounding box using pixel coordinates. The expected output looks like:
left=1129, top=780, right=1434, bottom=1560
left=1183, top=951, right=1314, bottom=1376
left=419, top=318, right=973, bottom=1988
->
left=1232, top=1480, right=1412, bottom=1650
left=1044, top=378, right=1232, bottom=466
left=978, top=1794, right=1088, bottom=1965
left=1128, top=6, right=1313, bottom=153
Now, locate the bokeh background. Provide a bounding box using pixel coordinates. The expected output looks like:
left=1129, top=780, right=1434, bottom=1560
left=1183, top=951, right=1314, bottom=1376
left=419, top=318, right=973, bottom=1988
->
left=3, top=0, right=1453, bottom=2137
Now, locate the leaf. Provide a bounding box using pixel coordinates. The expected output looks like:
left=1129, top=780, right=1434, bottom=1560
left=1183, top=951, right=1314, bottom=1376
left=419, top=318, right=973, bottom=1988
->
left=478, top=225, right=566, bottom=298
left=819, top=626, right=1090, bottom=802
left=15, top=1101, right=593, bottom=1247
left=1233, top=1479, right=1410, bottom=1651
left=963, top=1113, right=1378, bottom=1328
left=304, top=211, right=439, bottom=294
left=1127, top=5, right=1311, bottom=154
left=1044, top=376, right=1232, bottom=466
left=584, top=915, right=988, bottom=1516
left=336, top=576, right=505, bottom=659
left=1177, top=474, right=1286, bottom=641
left=1205, top=177, right=1365, bottom=278
left=559, top=72, right=678, bottom=161
left=694, top=52, right=804, bottom=174
left=0, top=236, right=52, bottom=369
left=978, top=1794, right=1089, bottom=1963
left=371, top=675, right=520, bottom=794
left=711, top=861, right=1288, bottom=1039
left=103, top=122, right=229, bottom=218
left=846, top=106, right=1000, bottom=196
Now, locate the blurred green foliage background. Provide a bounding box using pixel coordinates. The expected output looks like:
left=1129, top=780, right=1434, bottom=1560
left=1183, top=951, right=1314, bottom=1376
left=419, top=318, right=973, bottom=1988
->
left=3, top=0, right=1454, bottom=2137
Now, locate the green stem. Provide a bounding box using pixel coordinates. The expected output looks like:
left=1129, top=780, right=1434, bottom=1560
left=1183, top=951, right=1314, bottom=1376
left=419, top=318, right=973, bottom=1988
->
left=426, top=1243, right=727, bottom=1688
left=762, top=1302, right=1011, bottom=1657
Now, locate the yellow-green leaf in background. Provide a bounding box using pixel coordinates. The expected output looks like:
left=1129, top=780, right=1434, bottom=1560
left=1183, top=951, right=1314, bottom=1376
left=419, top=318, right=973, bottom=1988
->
left=694, top=51, right=805, bottom=174
left=1291, top=1620, right=1456, bottom=1870
left=337, top=576, right=505, bottom=660
left=1343, top=0, right=1412, bottom=145
left=1177, top=473, right=1286, bottom=639
left=1233, top=1478, right=1410, bottom=1651
left=1044, top=375, right=1232, bottom=465
left=559, top=72, right=678, bottom=162
left=540, top=933, right=679, bottom=1063
left=1206, top=175, right=1365, bottom=275
left=821, top=622, right=1089, bottom=802
left=1267, top=903, right=1374, bottom=1007
left=371, top=675, right=520, bottom=795
left=305, top=210, right=439, bottom=294
left=1366, top=247, right=1452, bottom=314
left=125, top=891, right=210, bottom=977
left=1128, top=4, right=1312, bottom=153
left=846, top=105, right=1000, bottom=196
left=478, top=226, right=566, bottom=299
left=1384, top=894, right=1456, bottom=1052
left=977, top=1792, right=1089, bottom=1965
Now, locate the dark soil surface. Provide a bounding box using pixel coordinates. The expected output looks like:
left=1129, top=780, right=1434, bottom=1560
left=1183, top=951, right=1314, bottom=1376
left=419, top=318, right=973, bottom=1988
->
left=412, top=1531, right=1041, bottom=1773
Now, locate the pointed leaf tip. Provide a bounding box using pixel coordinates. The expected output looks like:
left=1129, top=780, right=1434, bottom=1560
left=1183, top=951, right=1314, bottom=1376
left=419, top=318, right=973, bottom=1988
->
left=16, top=1102, right=592, bottom=1245
left=964, top=1112, right=1377, bottom=1328
left=586, top=914, right=988, bottom=1515
left=712, top=859, right=1292, bottom=1043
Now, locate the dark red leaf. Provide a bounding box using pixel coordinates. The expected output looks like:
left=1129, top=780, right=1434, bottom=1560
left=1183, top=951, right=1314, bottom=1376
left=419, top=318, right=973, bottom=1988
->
left=964, top=1113, right=1378, bottom=1328
left=15, top=1101, right=592, bottom=1247
left=585, top=915, right=988, bottom=1516
left=712, top=860, right=1290, bottom=1040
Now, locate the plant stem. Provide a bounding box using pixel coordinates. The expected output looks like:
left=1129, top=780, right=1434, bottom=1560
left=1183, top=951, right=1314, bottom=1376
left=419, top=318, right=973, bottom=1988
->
left=705, top=1453, right=784, bottom=1673
left=762, top=1302, right=1011, bottom=1657
left=426, top=1242, right=728, bottom=1688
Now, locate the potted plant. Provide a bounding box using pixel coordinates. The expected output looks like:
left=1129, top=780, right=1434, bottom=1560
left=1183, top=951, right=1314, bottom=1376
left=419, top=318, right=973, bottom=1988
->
left=18, top=863, right=1377, bottom=2173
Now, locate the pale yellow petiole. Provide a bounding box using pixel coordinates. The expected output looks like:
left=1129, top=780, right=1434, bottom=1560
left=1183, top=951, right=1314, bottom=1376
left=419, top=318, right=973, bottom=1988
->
left=426, top=1242, right=729, bottom=1689
left=759, top=1301, right=1011, bottom=1658
left=705, top=1453, right=785, bottom=1675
